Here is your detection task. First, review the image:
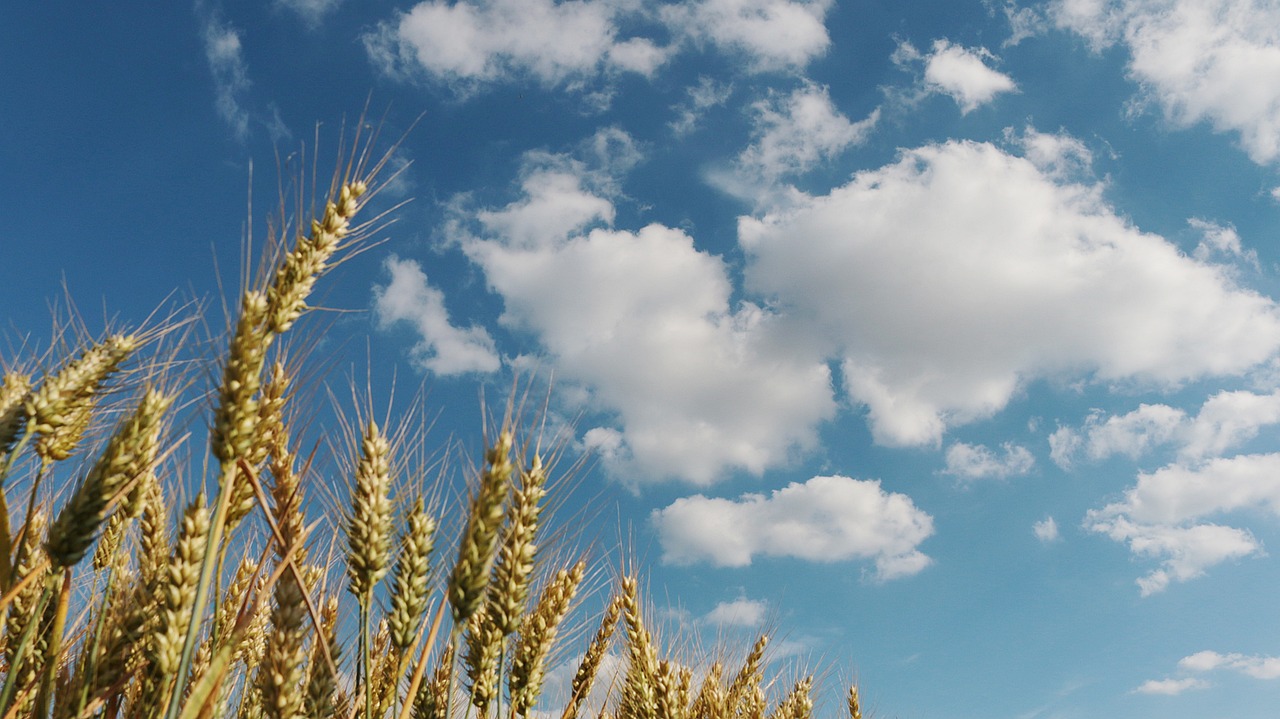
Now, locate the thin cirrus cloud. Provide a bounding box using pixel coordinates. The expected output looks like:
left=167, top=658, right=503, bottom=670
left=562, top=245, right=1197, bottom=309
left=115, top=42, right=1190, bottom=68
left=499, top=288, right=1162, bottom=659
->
left=740, top=134, right=1280, bottom=447
left=1054, top=0, right=1280, bottom=164
left=200, top=12, right=251, bottom=139
left=651, top=474, right=935, bottom=580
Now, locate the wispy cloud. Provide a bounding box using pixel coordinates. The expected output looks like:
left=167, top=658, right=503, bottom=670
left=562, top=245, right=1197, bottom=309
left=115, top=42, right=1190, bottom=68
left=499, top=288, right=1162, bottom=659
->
left=199, top=11, right=251, bottom=139
left=944, top=441, right=1035, bottom=481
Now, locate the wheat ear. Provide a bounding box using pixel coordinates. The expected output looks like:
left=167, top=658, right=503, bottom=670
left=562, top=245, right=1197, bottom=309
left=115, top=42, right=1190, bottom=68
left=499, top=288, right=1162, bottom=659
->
left=303, top=596, right=341, bottom=719
left=846, top=685, right=862, bottom=719
left=448, top=429, right=513, bottom=627
left=0, top=372, right=30, bottom=456
left=509, top=560, right=588, bottom=717
left=143, top=495, right=210, bottom=714
left=26, top=333, right=136, bottom=463
left=390, top=495, right=437, bottom=651
left=562, top=591, right=624, bottom=719
left=488, top=454, right=547, bottom=638
left=618, top=575, right=659, bottom=719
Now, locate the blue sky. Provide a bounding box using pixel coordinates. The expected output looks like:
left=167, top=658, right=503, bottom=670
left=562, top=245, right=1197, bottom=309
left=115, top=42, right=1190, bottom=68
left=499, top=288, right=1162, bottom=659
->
left=5, top=1, right=1280, bottom=717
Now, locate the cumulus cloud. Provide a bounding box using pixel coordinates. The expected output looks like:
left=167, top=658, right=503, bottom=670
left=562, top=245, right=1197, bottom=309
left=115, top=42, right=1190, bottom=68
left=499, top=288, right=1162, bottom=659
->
left=1054, top=0, right=1280, bottom=164
left=734, top=83, right=879, bottom=183
left=1050, top=390, right=1280, bottom=467
left=452, top=140, right=835, bottom=483
left=943, top=442, right=1035, bottom=481
left=670, top=76, right=734, bottom=137
left=651, top=475, right=934, bottom=579
left=1190, top=218, right=1259, bottom=269
left=739, top=137, right=1280, bottom=447
left=702, top=598, right=768, bottom=627
left=923, top=40, right=1018, bottom=113
left=200, top=13, right=251, bottom=139
left=661, top=0, right=834, bottom=71
left=374, top=257, right=501, bottom=375
left=364, top=0, right=668, bottom=91
left=1034, top=516, right=1060, bottom=542
left=1086, top=516, right=1259, bottom=595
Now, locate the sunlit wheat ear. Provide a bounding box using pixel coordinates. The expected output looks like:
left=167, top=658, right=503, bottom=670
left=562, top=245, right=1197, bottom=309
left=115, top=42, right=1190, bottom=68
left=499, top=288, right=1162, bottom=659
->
left=346, top=420, right=394, bottom=599
left=86, top=570, right=147, bottom=710
left=4, top=510, right=49, bottom=687
left=846, top=685, right=862, bottom=719
left=0, top=372, right=31, bottom=454
left=509, top=560, right=587, bottom=717
left=45, top=386, right=171, bottom=569
left=371, top=620, right=400, bottom=717
left=462, top=605, right=502, bottom=714
left=563, top=590, right=624, bottom=719
left=689, top=662, right=726, bottom=719
left=137, top=473, right=170, bottom=588
left=653, top=660, right=690, bottom=719
left=448, top=429, right=513, bottom=627
left=266, top=179, right=369, bottom=335
left=412, top=642, right=454, bottom=719
left=770, top=677, right=813, bottom=719
left=726, top=634, right=768, bottom=715
left=489, top=454, right=547, bottom=637
left=192, top=558, right=260, bottom=692
left=390, top=495, right=437, bottom=651
left=303, top=596, right=341, bottom=719
left=144, top=495, right=210, bottom=705
left=28, top=333, right=136, bottom=463
left=619, top=575, right=659, bottom=719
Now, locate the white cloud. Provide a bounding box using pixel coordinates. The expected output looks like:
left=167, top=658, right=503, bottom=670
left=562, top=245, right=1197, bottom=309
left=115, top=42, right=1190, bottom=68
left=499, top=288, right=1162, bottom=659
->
left=702, top=598, right=767, bottom=627
left=1190, top=218, right=1259, bottom=269
left=453, top=143, right=835, bottom=483
left=276, top=0, right=342, bottom=26
left=1178, top=650, right=1280, bottom=680
left=943, top=442, right=1035, bottom=481
left=661, top=0, right=833, bottom=71
left=374, top=257, right=501, bottom=375
left=734, top=83, right=878, bottom=182
left=1055, top=0, right=1280, bottom=164
left=998, top=1, right=1048, bottom=46
left=670, top=76, right=734, bottom=137
left=1085, top=514, right=1260, bottom=595
left=739, top=137, right=1280, bottom=447
left=1034, top=516, right=1060, bottom=542
left=1133, top=677, right=1210, bottom=695
left=200, top=13, right=251, bottom=139
left=922, top=40, right=1017, bottom=113
left=1051, top=390, right=1280, bottom=467
left=1011, top=126, right=1096, bottom=178
left=651, top=475, right=934, bottom=580
left=364, top=0, right=668, bottom=91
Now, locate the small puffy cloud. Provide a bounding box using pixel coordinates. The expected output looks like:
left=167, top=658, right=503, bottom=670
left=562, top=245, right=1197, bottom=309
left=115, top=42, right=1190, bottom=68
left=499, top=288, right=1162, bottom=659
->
left=1085, top=514, right=1260, bottom=595
left=740, top=137, right=1280, bottom=447
left=943, top=442, right=1035, bottom=481
left=922, top=40, right=1018, bottom=113
left=200, top=13, right=251, bottom=139
left=1051, top=390, right=1280, bottom=467
left=702, top=598, right=767, bottom=627
left=1055, top=0, right=1280, bottom=164
left=661, top=0, right=833, bottom=71
left=374, top=257, right=501, bottom=375
left=1034, top=516, right=1060, bottom=542
left=734, top=83, right=878, bottom=182
left=1133, top=677, right=1210, bottom=695
left=651, top=475, right=934, bottom=580
left=365, top=0, right=668, bottom=92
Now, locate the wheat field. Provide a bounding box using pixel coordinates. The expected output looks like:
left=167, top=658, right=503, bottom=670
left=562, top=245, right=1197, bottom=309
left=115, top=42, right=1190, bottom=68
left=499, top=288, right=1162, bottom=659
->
left=0, top=131, right=865, bottom=719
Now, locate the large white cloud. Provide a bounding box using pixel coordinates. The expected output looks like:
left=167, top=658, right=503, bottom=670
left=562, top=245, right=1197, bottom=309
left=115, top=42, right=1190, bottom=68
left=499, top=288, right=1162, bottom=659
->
left=651, top=475, right=934, bottom=579
left=1054, top=0, right=1280, bottom=164
left=364, top=0, right=668, bottom=90
left=661, top=0, right=833, bottom=71
left=739, top=138, right=1280, bottom=447
left=453, top=144, right=835, bottom=484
